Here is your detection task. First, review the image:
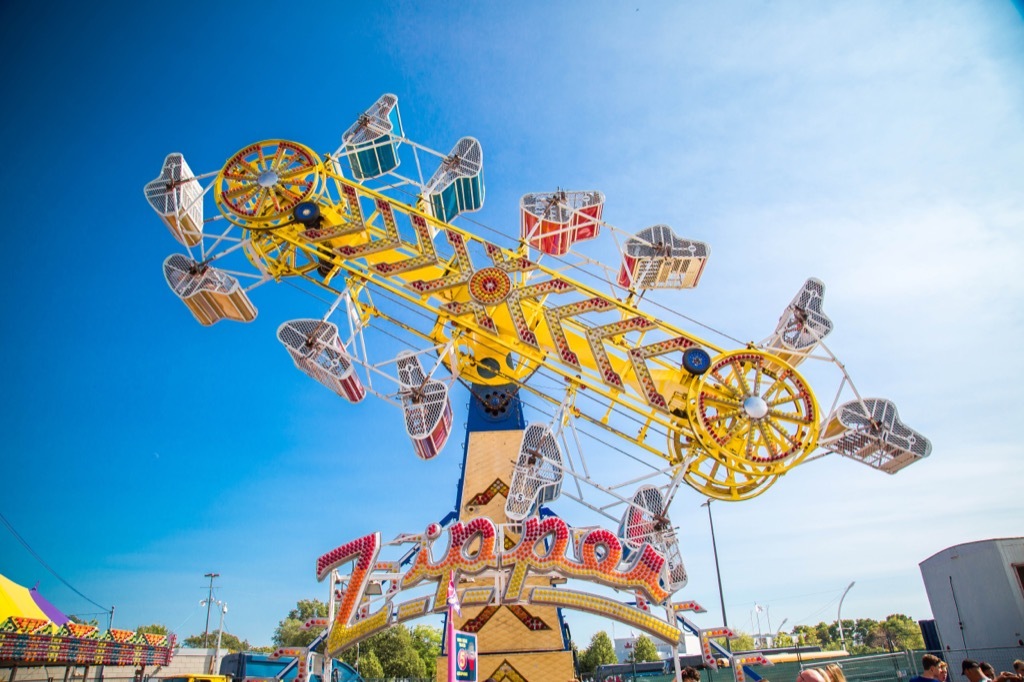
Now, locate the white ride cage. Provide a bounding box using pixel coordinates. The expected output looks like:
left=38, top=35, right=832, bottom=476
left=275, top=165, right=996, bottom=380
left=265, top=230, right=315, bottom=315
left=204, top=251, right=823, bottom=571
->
left=396, top=351, right=453, bottom=461
left=762, top=277, right=833, bottom=367
left=505, top=423, right=565, bottom=521
left=162, top=254, right=257, bottom=326
left=617, top=225, right=709, bottom=289
left=277, top=319, right=366, bottom=403
left=617, top=485, right=687, bottom=591
left=520, top=190, right=604, bottom=257
left=425, top=137, right=484, bottom=223
left=145, top=153, right=205, bottom=247
left=342, top=94, right=403, bottom=180
left=819, top=397, right=932, bottom=474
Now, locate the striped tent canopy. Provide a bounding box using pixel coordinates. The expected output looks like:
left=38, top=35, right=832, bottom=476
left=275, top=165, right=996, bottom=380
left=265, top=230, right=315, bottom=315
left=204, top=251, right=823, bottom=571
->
left=0, top=572, right=174, bottom=668
left=0, top=573, right=50, bottom=622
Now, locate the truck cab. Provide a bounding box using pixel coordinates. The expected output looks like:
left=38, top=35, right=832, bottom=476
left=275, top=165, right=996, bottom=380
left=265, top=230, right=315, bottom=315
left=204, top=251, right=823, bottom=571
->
left=219, top=652, right=361, bottom=682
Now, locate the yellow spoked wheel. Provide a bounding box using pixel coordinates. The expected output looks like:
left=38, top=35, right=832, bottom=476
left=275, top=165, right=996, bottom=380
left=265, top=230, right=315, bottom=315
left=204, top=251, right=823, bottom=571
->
left=244, top=229, right=321, bottom=279
left=686, top=349, right=819, bottom=474
left=215, top=140, right=324, bottom=229
left=671, top=436, right=780, bottom=501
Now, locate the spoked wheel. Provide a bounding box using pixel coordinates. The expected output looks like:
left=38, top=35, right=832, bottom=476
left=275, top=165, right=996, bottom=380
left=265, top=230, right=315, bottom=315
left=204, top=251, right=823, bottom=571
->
left=685, top=349, right=820, bottom=474
left=215, top=140, right=324, bottom=229
left=673, top=436, right=781, bottom=501
left=244, top=230, right=321, bottom=279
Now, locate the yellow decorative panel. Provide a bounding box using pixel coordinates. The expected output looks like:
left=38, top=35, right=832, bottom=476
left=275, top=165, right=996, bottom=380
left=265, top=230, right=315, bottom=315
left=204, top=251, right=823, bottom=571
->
left=461, top=430, right=523, bottom=524
left=436, top=651, right=574, bottom=682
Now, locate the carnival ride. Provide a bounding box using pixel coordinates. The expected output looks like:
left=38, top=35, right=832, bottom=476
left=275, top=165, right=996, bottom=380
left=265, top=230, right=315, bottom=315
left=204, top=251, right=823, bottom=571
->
left=145, top=93, right=931, bottom=681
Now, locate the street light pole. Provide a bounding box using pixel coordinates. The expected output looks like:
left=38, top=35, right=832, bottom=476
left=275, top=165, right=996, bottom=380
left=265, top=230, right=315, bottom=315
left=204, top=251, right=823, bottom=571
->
left=701, top=499, right=730, bottom=651
left=837, top=582, right=855, bottom=651
left=202, top=573, right=220, bottom=648
left=754, top=605, right=763, bottom=648
left=214, top=603, right=227, bottom=674
left=774, top=618, right=789, bottom=649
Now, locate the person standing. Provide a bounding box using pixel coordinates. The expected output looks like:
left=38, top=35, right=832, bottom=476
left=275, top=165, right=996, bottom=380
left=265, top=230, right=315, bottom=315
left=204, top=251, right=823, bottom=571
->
left=910, top=654, right=944, bottom=682
left=963, top=659, right=1023, bottom=682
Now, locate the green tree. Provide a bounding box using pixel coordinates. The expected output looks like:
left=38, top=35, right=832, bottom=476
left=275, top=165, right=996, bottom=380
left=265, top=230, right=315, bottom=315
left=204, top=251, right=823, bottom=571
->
left=871, top=614, right=924, bottom=651
left=409, top=624, right=442, bottom=673
left=793, top=625, right=820, bottom=647
left=272, top=599, right=329, bottom=650
left=183, top=630, right=249, bottom=652
left=851, top=618, right=880, bottom=651
left=813, top=622, right=838, bottom=650
left=248, top=645, right=276, bottom=654
left=774, top=631, right=794, bottom=648
left=339, top=625, right=427, bottom=679
left=714, top=631, right=754, bottom=652
left=356, top=650, right=383, bottom=679
left=578, top=631, right=617, bottom=675
left=68, top=615, right=100, bottom=628
left=136, top=624, right=170, bottom=636
left=630, top=635, right=660, bottom=663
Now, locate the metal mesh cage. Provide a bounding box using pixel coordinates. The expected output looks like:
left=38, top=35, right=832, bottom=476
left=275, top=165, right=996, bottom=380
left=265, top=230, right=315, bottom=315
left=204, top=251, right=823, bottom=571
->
left=661, top=531, right=688, bottom=592
left=819, top=398, right=932, bottom=473
left=401, top=380, right=450, bottom=438
left=519, top=190, right=604, bottom=255
left=396, top=351, right=428, bottom=388
left=618, top=225, right=710, bottom=289
left=426, top=137, right=485, bottom=222
left=505, top=424, right=564, bottom=521
left=395, top=352, right=452, bottom=459
left=342, top=93, right=400, bottom=144
left=617, top=485, right=665, bottom=550
left=763, top=277, right=833, bottom=354
left=163, top=254, right=232, bottom=297
left=162, top=254, right=257, bottom=326
left=520, top=190, right=604, bottom=225
left=425, top=137, right=483, bottom=194
left=145, top=153, right=204, bottom=247
left=343, top=94, right=402, bottom=180
left=617, top=486, right=688, bottom=591
left=276, top=319, right=364, bottom=403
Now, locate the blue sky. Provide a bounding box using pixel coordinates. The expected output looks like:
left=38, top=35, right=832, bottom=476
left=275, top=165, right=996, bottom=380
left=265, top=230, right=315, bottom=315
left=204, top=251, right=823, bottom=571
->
left=1, top=0, right=1023, bottom=651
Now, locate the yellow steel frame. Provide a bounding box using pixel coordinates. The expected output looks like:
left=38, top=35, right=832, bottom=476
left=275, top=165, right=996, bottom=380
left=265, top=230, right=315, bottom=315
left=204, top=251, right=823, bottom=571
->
left=213, top=139, right=821, bottom=500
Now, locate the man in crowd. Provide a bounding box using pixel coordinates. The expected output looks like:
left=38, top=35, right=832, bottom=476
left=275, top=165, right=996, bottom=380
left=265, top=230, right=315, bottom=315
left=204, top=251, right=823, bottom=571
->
left=963, top=658, right=1023, bottom=682
left=910, top=654, right=945, bottom=682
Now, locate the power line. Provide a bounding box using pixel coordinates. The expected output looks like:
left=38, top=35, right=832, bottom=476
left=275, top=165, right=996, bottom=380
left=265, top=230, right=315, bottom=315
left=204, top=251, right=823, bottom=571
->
left=0, top=509, right=109, bottom=612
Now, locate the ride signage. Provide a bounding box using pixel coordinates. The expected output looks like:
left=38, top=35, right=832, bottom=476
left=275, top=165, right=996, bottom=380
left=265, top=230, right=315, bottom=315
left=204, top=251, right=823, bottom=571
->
left=454, top=631, right=477, bottom=682
left=317, top=515, right=685, bottom=655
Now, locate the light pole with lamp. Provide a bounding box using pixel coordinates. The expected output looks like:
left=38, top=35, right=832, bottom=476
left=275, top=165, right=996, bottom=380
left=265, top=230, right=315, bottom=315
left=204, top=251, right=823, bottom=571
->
left=837, top=582, right=855, bottom=651
left=199, top=598, right=227, bottom=674
left=774, top=618, right=789, bottom=649
left=700, top=499, right=730, bottom=651
left=753, top=605, right=764, bottom=648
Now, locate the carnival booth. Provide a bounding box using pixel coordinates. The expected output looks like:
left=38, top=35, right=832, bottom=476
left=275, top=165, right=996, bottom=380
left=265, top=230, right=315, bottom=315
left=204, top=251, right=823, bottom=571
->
left=0, top=573, right=175, bottom=681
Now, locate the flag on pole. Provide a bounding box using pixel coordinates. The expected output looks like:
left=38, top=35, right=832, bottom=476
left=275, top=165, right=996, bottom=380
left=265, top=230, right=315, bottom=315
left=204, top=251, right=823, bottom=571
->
left=447, top=572, right=462, bottom=617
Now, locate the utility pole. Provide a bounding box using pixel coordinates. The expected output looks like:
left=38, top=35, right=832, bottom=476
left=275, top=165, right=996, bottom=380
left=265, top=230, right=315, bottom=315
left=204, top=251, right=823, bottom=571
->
left=701, top=499, right=730, bottom=651
left=214, top=603, right=228, bottom=674
left=202, top=573, right=220, bottom=648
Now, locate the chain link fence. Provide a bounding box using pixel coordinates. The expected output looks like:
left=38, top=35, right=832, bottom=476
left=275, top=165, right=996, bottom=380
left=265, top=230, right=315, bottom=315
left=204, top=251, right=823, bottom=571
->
left=593, top=647, right=1024, bottom=682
